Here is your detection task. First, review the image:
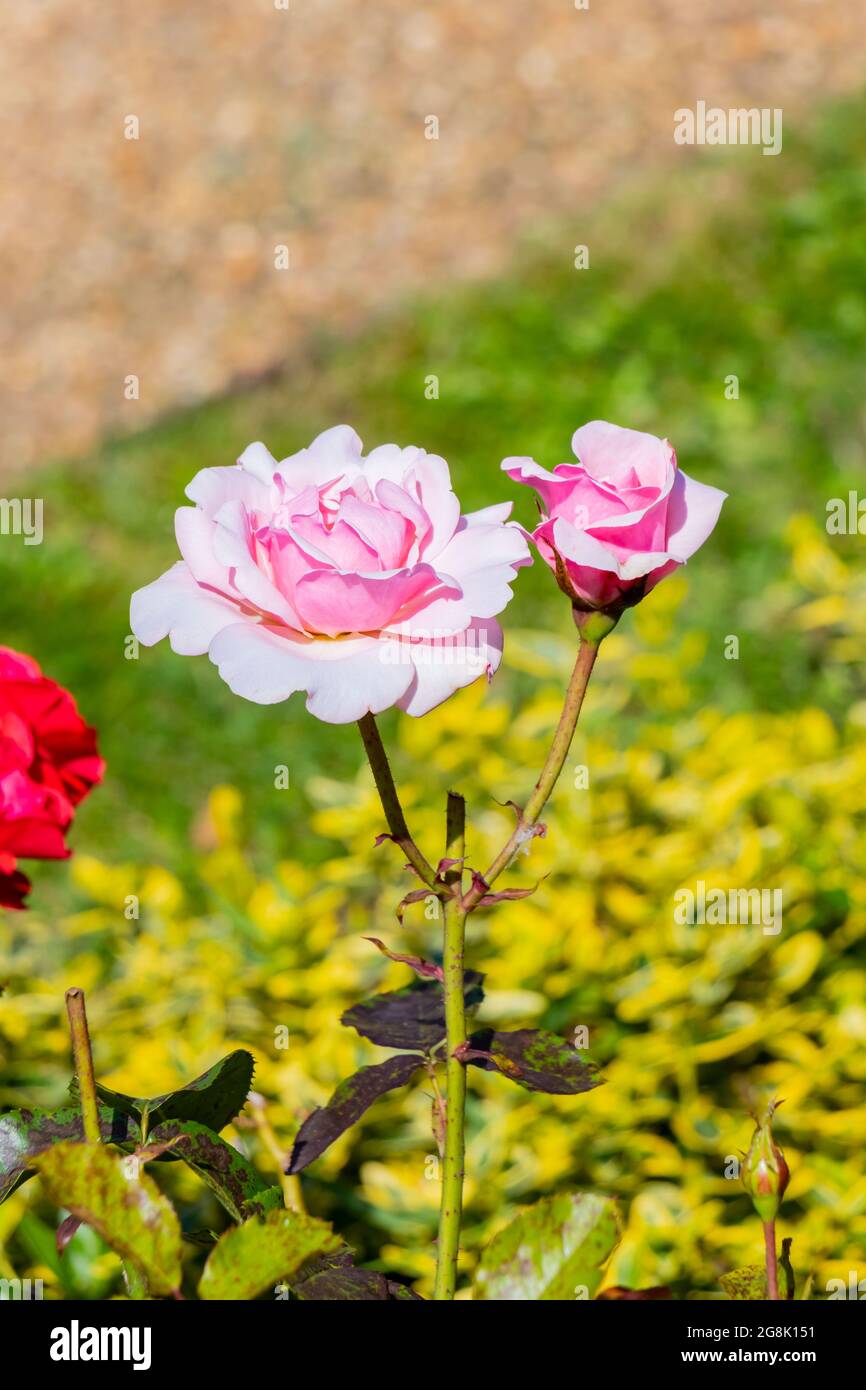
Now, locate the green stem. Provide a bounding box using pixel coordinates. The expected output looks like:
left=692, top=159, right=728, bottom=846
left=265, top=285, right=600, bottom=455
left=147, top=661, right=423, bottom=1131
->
left=65, top=988, right=100, bottom=1144
left=434, top=792, right=467, bottom=1301
left=463, top=637, right=599, bottom=909
left=764, top=1219, right=780, bottom=1300
left=358, top=713, right=438, bottom=887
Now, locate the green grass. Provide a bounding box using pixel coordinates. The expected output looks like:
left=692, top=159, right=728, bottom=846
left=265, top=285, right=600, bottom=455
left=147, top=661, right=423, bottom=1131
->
left=2, top=91, right=865, bottom=886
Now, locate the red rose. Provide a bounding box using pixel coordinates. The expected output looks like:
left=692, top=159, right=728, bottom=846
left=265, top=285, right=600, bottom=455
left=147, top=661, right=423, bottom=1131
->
left=0, top=647, right=104, bottom=908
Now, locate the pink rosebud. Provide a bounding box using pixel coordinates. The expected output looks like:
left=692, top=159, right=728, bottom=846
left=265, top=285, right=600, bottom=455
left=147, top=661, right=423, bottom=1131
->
left=131, top=427, right=531, bottom=724
left=503, top=421, right=726, bottom=619
left=742, top=1100, right=790, bottom=1223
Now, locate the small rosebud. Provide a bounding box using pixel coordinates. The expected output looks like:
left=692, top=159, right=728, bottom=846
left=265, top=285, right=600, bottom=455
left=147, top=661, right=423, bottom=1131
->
left=501, top=421, right=726, bottom=623
left=742, top=1100, right=790, bottom=1223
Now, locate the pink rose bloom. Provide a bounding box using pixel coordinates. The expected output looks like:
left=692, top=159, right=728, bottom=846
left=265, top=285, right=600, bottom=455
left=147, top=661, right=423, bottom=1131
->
left=503, top=421, right=726, bottom=615
left=131, top=426, right=530, bottom=724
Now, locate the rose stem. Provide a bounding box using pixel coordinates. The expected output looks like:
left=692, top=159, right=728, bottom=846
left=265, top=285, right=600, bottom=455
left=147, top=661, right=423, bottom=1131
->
left=463, top=635, right=600, bottom=909
left=764, top=1219, right=780, bottom=1300
left=357, top=712, right=438, bottom=887
left=434, top=791, right=468, bottom=1301
left=65, top=988, right=100, bottom=1144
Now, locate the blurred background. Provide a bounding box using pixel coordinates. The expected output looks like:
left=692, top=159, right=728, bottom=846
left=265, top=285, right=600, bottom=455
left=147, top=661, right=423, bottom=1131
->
left=1, top=2, right=865, bottom=1297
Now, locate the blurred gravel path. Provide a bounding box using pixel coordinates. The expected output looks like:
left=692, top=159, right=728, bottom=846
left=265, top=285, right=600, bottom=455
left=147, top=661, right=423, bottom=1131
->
left=2, top=0, right=863, bottom=471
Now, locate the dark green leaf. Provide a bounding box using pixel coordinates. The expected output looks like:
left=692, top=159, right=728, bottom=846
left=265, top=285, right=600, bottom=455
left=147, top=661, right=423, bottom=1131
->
left=288, top=1054, right=423, bottom=1174
left=0, top=1104, right=137, bottom=1204
left=71, top=1049, right=254, bottom=1135
left=292, top=1250, right=391, bottom=1301
left=461, top=1028, right=603, bottom=1094
left=294, top=1251, right=383, bottom=1301
left=475, top=1192, right=620, bottom=1300
left=199, top=1208, right=341, bottom=1301
left=297, top=1267, right=422, bottom=1300
left=291, top=1248, right=424, bottom=1300
left=720, top=1264, right=768, bottom=1300
left=146, top=1118, right=281, bottom=1221
left=35, top=1141, right=182, bottom=1297
left=341, top=972, right=484, bottom=1051
left=1, top=1099, right=279, bottom=1224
